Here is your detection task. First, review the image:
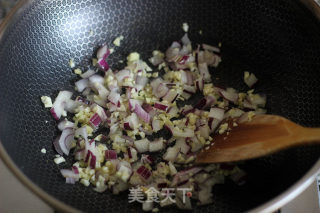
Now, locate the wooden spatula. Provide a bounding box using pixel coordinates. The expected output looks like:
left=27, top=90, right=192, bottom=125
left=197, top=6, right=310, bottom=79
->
left=196, top=114, right=320, bottom=163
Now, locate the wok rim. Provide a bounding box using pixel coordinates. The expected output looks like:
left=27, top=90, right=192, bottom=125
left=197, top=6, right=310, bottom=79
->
left=0, top=0, right=319, bottom=212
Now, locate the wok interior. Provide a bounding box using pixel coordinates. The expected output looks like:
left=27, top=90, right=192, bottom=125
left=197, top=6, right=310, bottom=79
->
left=0, top=0, right=320, bottom=212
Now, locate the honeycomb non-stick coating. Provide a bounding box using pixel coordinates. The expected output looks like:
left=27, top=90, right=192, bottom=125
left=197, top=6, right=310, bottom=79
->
left=0, top=0, right=320, bottom=212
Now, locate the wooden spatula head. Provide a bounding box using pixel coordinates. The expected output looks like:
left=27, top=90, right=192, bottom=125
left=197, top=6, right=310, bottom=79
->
left=196, top=115, right=320, bottom=163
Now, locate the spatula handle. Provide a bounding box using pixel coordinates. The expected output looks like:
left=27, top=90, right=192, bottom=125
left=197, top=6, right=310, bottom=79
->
left=297, top=127, right=320, bottom=144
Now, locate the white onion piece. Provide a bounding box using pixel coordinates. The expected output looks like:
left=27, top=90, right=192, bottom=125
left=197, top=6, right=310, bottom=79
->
left=134, top=104, right=150, bottom=123
left=220, top=90, right=239, bottom=103
left=208, top=118, right=221, bottom=132
left=244, top=72, right=258, bottom=88
left=162, top=90, right=178, bottom=103
left=75, top=126, right=88, bottom=143
left=59, top=128, right=74, bottom=155
left=97, top=44, right=109, bottom=59
left=172, top=127, right=194, bottom=138
left=58, top=120, right=75, bottom=131
left=163, top=146, right=180, bottom=162
left=50, top=91, right=73, bottom=120
left=180, top=105, right=194, bottom=115
left=149, top=54, right=164, bottom=66
left=189, top=136, right=204, bottom=152
left=198, top=63, right=211, bottom=82
left=154, top=83, right=169, bottom=98
left=167, top=106, right=179, bottom=117
left=115, top=69, right=130, bottom=82
left=80, top=69, right=96, bottom=79
left=175, top=138, right=190, bottom=154
left=250, top=94, right=266, bottom=107
left=149, top=138, right=164, bottom=152
left=53, top=136, right=63, bottom=155
left=209, top=107, right=225, bottom=120
left=89, top=74, right=104, bottom=85
left=180, top=71, right=193, bottom=85
left=225, top=108, right=244, bottom=118
left=181, top=33, right=191, bottom=45
left=108, top=90, right=120, bottom=105
left=168, top=161, right=177, bottom=175
left=82, top=87, right=91, bottom=96
left=183, top=85, right=196, bottom=95
left=134, top=139, right=150, bottom=153
left=135, top=76, right=148, bottom=91
left=60, top=169, right=79, bottom=179
left=65, top=99, right=82, bottom=113
left=243, top=99, right=257, bottom=110
left=128, top=99, right=142, bottom=111
left=202, top=43, right=220, bottom=53
left=150, top=78, right=162, bottom=90
left=152, top=119, right=162, bottom=132
left=166, top=42, right=181, bottom=62
left=126, top=147, right=138, bottom=162
left=75, top=78, right=89, bottom=92
left=199, top=124, right=210, bottom=139
left=127, top=113, right=139, bottom=129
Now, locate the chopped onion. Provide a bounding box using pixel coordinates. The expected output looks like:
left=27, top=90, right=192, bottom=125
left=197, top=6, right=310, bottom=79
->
left=97, top=45, right=110, bottom=71
left=141, top=154, right=154, bottom=164
left=50, top=91, right=73, bottom=120
left=163, top=146, right=180, bottom=162
left=108, top=90, right=120, bottom=105
left=135, top=76, right=148, bottom=91
left=220, top=90, right=238, bottom=103
left=134, top=104, right=150, bottom=123
left=202, top=43, right=220, bottom=53
left=115, top=69, right=130, bottom=82
left=175, top=138, right=190, bottom=154
left=244, top=72, right=258, bottom=88
left=75, top=78, right=89, bottom=92
left=172, top=127, right=194, bottom=138
left=162, top=90, right=179, bottom=103
left=167, top=106, right=179, bottom=117
left=208, top=107, right=225, bottom=120
left=154, top=102, right=169, bottom=111
left=195, top=76, right=204, bottom=91
left=80, top=69, right=96, bottom=79
left=58, top=120, right=75, bottom=131
left=134, top=139, right=150, bottom=153
left=127, top=147, right=138, bottom=162
left=154, top=83, right=169, bottom=98
left=152, top=119, right=162, bottom=132
left=55, top=128, right=74, bottom=155
left=105, top=150, right=117, bottom=160
left=128, top=99, right=142, bottom=111
left=149, top=138, right=164, bottom=152
left=198, top=63, right=211, bottom=82
left=181, top=33, right=191, bottom=45
left=89, top=113, right=102, bottom=129
left=137, top=165, right=152, bottom=180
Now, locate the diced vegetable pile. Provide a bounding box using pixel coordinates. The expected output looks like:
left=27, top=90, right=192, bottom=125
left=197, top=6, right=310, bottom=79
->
left=42, top=25, right=266, bottom=211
